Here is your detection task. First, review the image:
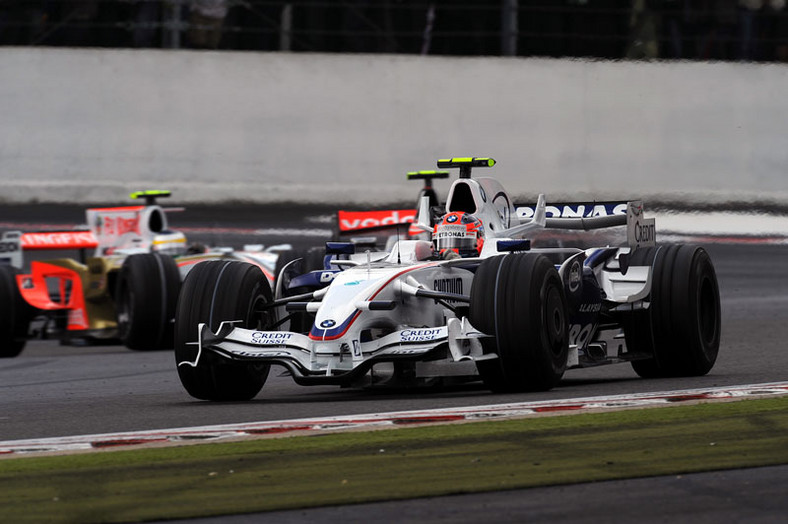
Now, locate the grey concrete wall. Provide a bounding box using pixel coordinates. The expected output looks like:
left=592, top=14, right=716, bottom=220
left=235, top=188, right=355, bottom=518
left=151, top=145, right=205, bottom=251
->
left=1, top=48, right=786, bottom=206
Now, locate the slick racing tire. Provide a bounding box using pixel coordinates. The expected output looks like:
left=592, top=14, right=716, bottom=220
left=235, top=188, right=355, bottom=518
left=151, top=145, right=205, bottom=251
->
left=175, top=261, right=273, bottom=401
left=623, top=244, right=720, bottom=378
left=0, top=265, right=32, bottom=358
left=469, top=253, right=569, bottom=392
left=116, top=253, right=181, bottom=350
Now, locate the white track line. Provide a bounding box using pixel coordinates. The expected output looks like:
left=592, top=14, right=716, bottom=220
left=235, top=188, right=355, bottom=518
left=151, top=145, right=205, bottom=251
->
left=2, top=382, right=786, bottom=457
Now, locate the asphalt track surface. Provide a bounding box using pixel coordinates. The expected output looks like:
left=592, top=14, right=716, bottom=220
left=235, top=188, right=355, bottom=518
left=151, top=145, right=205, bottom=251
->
left=2, top=204, right=788, bottom=521
left=170, top=465, right=788, bottom=524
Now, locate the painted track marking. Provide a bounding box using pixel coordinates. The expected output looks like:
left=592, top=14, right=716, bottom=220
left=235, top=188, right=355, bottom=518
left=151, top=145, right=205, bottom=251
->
left=1, top=382, right=786, bottom=457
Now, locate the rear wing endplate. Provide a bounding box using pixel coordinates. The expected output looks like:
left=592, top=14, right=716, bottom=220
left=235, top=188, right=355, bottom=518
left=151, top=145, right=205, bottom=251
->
left=0, top=231, right=23, bottom=268
left=624, top=200, right=656, bottom=250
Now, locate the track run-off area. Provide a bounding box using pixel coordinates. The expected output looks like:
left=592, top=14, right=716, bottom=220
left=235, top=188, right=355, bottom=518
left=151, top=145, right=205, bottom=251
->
left=2, top=382, right=787, bottom=456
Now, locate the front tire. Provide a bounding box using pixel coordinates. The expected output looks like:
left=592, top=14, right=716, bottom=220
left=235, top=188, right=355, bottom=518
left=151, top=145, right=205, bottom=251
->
left=0, top=265, right=32, bottom=358
left=116, top=253, right=181, bottom=350
left=624, top=245, right=721, bottom=377
left=469, top=253, right=569, bottom=392
left=175, top=261, right=273, bottom=401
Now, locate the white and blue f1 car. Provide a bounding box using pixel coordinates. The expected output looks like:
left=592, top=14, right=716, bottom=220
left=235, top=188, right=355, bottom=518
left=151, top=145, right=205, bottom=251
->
left=175, top=158, right=721, bottom=400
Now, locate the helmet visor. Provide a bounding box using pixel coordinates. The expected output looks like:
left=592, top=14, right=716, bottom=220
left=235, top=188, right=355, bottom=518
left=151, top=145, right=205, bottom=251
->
left=434, top=224, right=478, bottom=251
left=435, top=236, right=477, bottom=251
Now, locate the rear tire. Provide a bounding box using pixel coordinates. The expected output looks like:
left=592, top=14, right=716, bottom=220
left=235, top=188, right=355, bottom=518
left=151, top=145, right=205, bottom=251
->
left=116, top=253, right=181, bottom=350
left=624, top=245, right=721, bottom=377
left=175, top=261, right=273, bottom=401
left=469, top=253, right=569, bottom=392
left=0, top=266, right=32, bottom=358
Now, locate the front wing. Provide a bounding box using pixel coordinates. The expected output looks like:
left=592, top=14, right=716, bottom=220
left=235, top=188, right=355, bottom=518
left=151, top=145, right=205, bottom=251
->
left=180, top=320, right=491, bottom=385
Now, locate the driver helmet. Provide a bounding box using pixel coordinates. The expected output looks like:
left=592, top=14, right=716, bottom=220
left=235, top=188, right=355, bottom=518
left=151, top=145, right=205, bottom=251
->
left=433, top=211, right=485, bottom=257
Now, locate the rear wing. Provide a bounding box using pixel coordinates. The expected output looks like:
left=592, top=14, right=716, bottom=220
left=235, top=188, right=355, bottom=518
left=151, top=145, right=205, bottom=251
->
left=515, top=202, right=627, bottom=220
left=336, top=209, right=416, bottom=233
left=516, top=199, right=655, bottom=250
left=1, top=230, right=98, bottom=268
left=335, top=209, right=418, bottom=250
left=21, top=230, right=99, bottom=251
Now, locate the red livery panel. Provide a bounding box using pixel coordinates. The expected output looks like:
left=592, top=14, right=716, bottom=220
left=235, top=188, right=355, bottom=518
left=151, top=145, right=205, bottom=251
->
left=21, top=231, right=99, bottom=250
left=337, top=209, right=416, bottom=232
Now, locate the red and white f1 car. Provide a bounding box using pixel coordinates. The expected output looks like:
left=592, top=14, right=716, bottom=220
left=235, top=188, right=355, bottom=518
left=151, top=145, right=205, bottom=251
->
left=175, top=158, right=721, bottom=400
left=0, top=191, right=291, bottom=357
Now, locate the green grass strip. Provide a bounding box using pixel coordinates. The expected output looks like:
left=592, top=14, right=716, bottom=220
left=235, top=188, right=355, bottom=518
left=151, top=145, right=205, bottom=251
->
left=2, top=397, right=787, bottom=523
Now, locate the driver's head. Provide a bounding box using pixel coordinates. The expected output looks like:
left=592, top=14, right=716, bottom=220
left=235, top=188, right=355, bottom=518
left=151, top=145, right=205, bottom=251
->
left=433, top=211, right=485, bottom=257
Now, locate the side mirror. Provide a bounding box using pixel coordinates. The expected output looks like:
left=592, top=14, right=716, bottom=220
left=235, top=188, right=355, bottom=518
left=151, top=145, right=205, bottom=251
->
left=325, top=242, right=356, bottom=255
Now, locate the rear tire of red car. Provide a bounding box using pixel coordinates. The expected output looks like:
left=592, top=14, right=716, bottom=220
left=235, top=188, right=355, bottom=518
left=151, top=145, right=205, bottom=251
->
left=469, top=253, right=569, bottom=392
left=623, top=244, right=720, bottom=378
left=0, top=265, right=33, bottom=358
left=116, top=253, right=181, bottom=350
left=175, top=261, right=272, bottom=401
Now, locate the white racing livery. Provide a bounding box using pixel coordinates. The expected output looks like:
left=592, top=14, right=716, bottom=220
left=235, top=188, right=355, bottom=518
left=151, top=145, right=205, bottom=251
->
left=175, top=158, right=721, bottom=400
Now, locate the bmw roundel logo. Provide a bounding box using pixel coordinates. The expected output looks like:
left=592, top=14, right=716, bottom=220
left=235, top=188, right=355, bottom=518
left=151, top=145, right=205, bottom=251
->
left=568, top=261, right=582, bottom=293
left=446, top=214, right=459, bottom=223
left=320, top=319, right=336, bottom=328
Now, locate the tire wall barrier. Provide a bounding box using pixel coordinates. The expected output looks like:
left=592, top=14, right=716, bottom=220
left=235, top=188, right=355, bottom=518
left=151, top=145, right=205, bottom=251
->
left=1, top=48, right=786, bottom=206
